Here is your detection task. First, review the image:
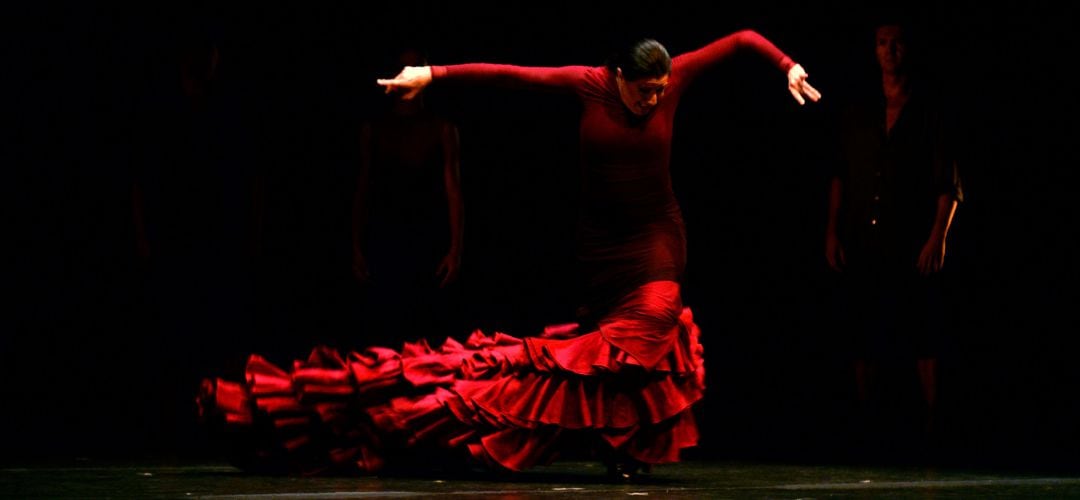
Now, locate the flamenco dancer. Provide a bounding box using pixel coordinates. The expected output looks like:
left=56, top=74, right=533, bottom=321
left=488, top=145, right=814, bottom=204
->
left=198, top=29, right=820, bottom=480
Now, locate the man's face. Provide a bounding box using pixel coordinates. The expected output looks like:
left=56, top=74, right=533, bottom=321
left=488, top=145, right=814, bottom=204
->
left=875, top=25, right=907, bottom=75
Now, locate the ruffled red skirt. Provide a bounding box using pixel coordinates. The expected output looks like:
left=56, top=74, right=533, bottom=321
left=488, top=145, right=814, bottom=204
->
left=197, top=280, right=704, bottom=474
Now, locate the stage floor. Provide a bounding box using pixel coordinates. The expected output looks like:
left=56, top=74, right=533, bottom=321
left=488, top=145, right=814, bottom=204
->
left=4, top=459, right=1080, bottom=499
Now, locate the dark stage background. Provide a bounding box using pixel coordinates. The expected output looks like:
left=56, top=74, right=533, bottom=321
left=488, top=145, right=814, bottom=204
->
left=5, top=3, right=1076, bottom=470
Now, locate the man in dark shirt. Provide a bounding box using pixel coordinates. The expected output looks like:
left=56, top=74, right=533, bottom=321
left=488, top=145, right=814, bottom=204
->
left=131, top=24, right=260, bottom=454
left=825, top=20, right=963, bottom=445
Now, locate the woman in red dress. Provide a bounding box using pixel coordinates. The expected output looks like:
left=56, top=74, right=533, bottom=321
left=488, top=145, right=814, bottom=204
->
left=199, top=30, right=820, bottom=479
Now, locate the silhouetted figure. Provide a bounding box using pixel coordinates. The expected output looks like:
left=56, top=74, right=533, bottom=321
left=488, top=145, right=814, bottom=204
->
left=132, top=21, right=260, bottom=454
left=352, top=48, right=464, bottom=349
left=199, top=30, right=820, bottom=479
left=824, top=20, right=962, bottom=453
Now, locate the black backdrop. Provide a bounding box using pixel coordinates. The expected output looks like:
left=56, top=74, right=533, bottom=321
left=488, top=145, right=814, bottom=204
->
left=6, top=2, right=1076, bottom=469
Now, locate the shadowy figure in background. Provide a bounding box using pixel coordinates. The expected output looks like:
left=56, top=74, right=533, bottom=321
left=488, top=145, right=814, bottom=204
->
left=199, top=29, right=819, bottom=479
left=351, top=47, right=465, bottom=349
left=824, top=19, right=962, bottom=455
left=132, top=19, right=260, bottom=454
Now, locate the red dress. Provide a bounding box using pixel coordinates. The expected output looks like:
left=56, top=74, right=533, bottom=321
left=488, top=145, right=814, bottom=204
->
left=198, top=30, right=795, bottom=474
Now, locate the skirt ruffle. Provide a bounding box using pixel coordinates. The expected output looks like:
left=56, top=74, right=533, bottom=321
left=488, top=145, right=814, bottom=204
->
left=198, top=280, right=704, bottom=474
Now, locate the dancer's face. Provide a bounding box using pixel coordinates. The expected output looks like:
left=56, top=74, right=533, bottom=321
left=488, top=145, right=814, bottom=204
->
left=616, top=69, right=669, bottom=116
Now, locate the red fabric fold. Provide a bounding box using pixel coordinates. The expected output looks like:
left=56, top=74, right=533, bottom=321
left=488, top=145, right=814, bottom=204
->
left=597, top=280, right=683, bottom=370
left=197, top=280, right=706, bottom=475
